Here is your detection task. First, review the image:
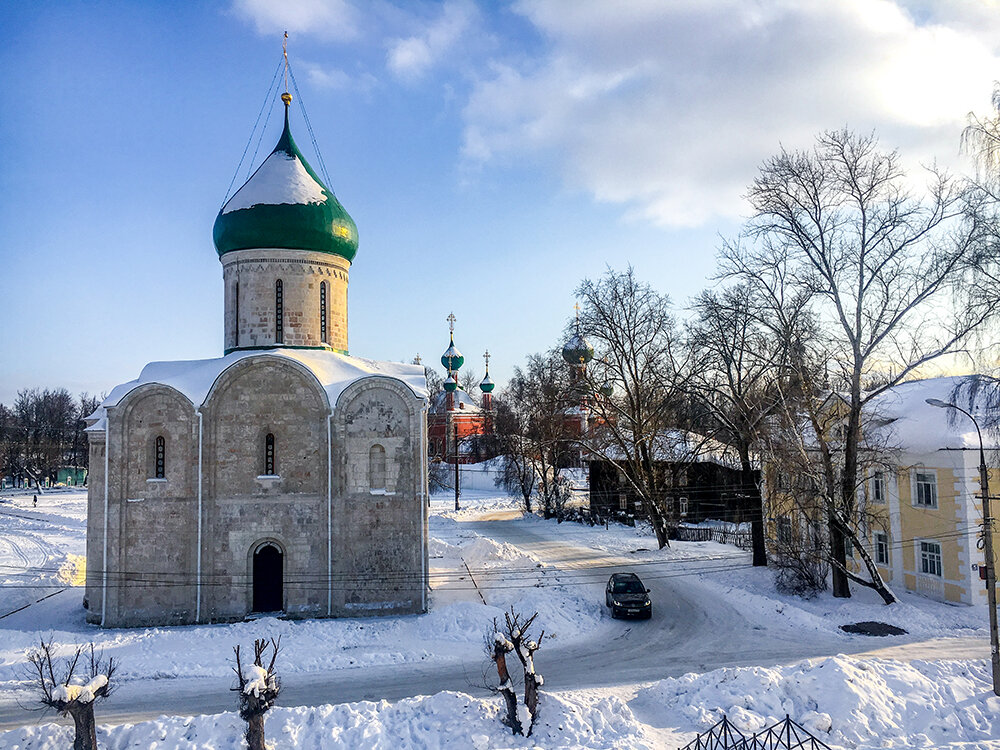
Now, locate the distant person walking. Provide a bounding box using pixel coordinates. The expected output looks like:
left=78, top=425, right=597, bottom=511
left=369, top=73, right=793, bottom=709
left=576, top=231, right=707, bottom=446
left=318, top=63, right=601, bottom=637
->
left=32, top=494, right=37, bottom=508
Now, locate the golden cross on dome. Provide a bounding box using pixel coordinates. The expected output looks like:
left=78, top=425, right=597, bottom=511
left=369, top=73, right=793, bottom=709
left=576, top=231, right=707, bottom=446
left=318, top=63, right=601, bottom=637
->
left=574, top=301, right=581, bottom=333
left=281, top=32, right=293, bottom=107
left=483, top=349, right=491, bottom=373
left=447, top=312, right=456, bottom=333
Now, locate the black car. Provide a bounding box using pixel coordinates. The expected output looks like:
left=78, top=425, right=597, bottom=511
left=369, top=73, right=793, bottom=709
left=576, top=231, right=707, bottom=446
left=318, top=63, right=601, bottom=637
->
left=605, top=572, right=651, bottom=619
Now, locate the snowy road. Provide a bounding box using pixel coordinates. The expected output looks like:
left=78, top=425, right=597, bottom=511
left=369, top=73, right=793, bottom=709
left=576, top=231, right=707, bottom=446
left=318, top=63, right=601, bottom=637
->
left=1, top=509, right=988, bottom=731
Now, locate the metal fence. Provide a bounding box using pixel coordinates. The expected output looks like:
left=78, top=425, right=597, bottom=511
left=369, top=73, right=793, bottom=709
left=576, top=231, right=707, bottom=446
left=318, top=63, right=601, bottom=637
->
left=675, top=525, right=752, bottom=550
left=680, top=714, right=834, bottom=750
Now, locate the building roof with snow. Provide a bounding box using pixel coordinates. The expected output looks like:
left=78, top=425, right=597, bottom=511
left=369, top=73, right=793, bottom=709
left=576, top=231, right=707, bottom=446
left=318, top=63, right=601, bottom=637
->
left=213, top=103, right=358, bottom=261
left=429, top=387, right=482, bottom=414
left=865, top=375, right=1000, bottom=455
left=86, top=349, right=427, bottom=431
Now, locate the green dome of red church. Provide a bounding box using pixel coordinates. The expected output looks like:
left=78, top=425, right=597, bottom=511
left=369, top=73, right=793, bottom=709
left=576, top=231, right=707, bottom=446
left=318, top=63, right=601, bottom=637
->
left=213, top=98, right=358, bottom=262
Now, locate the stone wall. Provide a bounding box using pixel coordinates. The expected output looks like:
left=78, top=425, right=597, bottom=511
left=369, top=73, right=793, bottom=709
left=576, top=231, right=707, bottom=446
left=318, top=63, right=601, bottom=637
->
left=200, top=357, right=330, bottom=621
left=332, top=377, right=427, bottom=617
left=222, top=248, right=350, bottom=353
left=86, top=355, right=428, bottom=628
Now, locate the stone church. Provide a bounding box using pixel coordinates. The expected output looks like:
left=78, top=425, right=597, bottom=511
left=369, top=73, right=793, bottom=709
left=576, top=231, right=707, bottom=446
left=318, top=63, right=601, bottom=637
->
left=84, top=93, right=429, bottom=627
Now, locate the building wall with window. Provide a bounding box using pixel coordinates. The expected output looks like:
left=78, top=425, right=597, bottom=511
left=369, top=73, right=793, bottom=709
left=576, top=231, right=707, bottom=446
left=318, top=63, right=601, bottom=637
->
left=763, top=376, right=999, bottom=607
left=84, top=351, right=428, bottom=628
left=870, top=451, right=997, bottom=606
left=222, top=249, right=350, bottom=354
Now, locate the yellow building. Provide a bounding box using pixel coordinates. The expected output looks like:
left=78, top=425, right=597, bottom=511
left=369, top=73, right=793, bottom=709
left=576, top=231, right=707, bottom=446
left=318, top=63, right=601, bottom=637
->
left=862, top=376, right=998, bottom=606
left=766, top=375, right=999, bottom=606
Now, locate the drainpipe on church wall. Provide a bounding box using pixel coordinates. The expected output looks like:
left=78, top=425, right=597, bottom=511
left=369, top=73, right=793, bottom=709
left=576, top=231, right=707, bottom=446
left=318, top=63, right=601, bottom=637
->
left=196, top=410, right=203, bottom=623
left=327, top=413, right=333, bottom=617
left=100, top=423, right=109, bottom=627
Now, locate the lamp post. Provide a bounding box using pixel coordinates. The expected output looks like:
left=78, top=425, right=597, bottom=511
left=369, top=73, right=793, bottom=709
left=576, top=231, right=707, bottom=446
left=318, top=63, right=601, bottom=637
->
left=454, top=422, right=460, bottom=512
left=926, top=397, right=1000, bottom=695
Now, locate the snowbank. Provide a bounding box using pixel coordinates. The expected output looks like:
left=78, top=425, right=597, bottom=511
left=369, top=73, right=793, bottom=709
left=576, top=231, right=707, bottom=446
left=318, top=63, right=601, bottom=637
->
left=0, top=689, right=652, bottom=750
left=637, top=655, right=1000, bottom=748
left=5, top=657, right=998, bottom=749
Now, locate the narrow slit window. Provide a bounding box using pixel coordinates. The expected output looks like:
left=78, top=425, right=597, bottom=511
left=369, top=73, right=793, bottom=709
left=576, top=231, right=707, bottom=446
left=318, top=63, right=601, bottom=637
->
left=369, top=444, right=386, bottom=490
left=275, top=279, right=284, bottom=344
left=265, top=433, right=275, bottom=476
left=320, top=281, right=328, bottom=344
left=154, top=436, right=165, bottom=479
left=234, top=280, right=240, bottom=347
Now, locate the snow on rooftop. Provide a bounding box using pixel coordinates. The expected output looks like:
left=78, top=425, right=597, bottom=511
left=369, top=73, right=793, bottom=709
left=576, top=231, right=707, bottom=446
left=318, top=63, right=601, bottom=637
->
left=221, top=151, right=326, bottom=214
left=867, top=375, right=998, bottom=454
left=86, top=349, right=427, bottom=428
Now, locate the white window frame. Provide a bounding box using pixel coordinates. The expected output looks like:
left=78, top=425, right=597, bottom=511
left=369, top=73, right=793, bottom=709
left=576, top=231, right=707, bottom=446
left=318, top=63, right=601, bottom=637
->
left=679, top=496, right=689, bottom=517
left=918, top=539, right=943, bottom=577
left=776, top=516, right=793, bottom=546
left=875, top=531, right=889, bottom=565
left=870, top=471, right=886, bottom=504
left=912, top=469, right=938, bottom=509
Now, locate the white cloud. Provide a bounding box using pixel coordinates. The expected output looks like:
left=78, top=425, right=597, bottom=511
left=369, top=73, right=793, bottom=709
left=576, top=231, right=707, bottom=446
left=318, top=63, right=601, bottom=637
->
left=462, top=0, right=1000, bottom=227
left=386, top=0, right=478, bottom=81
left=231, top=0, right=360, bottom=41
left=301, top=62, right=377, bottom=92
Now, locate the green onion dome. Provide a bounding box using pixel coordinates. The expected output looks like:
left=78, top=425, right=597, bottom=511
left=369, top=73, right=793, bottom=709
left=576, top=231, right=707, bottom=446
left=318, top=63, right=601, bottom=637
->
left=213, top=105, right=358, bottom=261
left=443, top=374, right=459, bottom=392
left=562, top=334, right=594, bottom=365
left=599, top=382, right=613, bottom=398
left=480, top=373, right=495, bottom=393
left=441, top=335, right=464, bottom=371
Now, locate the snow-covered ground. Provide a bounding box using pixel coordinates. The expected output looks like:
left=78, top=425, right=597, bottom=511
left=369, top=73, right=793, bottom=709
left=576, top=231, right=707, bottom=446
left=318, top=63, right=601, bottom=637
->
left=3, top=656, right=998, bottom=748
left=1, top=488, right=997, bottom=748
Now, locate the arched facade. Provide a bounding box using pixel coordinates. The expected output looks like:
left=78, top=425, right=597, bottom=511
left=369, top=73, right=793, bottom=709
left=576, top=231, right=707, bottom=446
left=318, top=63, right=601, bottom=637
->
left=85, top=355, right=428, bottom=627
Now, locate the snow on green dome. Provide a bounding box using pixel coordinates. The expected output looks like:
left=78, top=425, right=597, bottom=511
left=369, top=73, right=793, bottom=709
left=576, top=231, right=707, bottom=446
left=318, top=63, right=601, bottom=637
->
left=479, top=373, right=494, bottom=393
left=213, top=105, right=358, bottom=261
left=562, top=333, right=594, bottom=365
left=441, top=335, right=464, bottom=372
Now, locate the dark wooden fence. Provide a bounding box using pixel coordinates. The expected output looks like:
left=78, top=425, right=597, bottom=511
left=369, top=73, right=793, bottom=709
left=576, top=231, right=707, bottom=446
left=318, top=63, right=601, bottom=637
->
left=675, top=525, right=752, bottom=550
left=679, top=714, right=834, bottom=750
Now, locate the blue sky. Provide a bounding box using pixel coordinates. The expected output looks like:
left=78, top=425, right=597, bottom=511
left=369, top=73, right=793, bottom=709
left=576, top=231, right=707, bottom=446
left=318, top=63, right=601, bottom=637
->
left=2, top=0, right=999, bottom=404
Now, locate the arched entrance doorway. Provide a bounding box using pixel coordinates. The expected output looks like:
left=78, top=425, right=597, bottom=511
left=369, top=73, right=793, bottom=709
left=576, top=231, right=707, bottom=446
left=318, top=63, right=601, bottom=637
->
left=252, top=542, right=283, bottom=613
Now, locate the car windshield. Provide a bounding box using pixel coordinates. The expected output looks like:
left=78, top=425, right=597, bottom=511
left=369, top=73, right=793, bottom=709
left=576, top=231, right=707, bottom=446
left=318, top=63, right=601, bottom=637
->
left=613, top=580, right=644, bottom=594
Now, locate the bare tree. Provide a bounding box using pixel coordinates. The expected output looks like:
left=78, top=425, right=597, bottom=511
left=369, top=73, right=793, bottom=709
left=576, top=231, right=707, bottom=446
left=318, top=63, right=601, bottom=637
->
left=501, top=352, right=576, bottom=518
left=232, top=638, right=281, bottom=750
left=484, top=608, right=546, bottom=737
left=492, top=395, right=538, bottom=512
left=26, top=639, right=116, bottom=750
left=485, top=622, right=521, bottom=735
left=725, top=129, right=997, bottom=601
left=963, top=82, right=1000, bottom=184
left=577, top=267, right=697, bottom=548
left=690, top=283, right=786, bottom=566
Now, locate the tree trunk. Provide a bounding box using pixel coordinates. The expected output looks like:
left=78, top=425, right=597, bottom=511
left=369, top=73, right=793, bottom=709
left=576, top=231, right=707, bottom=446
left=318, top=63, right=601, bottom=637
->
left=523, top=674, right=541, bottom=736
left=245, top=713, right=266, bottom=750
left=493, top=651, right=521, bottom=735
left=68, top=704, right=98, bottom=750
left=741, top=458, right=767, bottom=567
left=828, top=520, right=851, bottom=598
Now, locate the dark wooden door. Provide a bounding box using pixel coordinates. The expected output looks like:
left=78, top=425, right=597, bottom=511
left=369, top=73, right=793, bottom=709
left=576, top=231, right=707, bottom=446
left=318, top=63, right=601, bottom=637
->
left=252, top=544, right=283, bottom=612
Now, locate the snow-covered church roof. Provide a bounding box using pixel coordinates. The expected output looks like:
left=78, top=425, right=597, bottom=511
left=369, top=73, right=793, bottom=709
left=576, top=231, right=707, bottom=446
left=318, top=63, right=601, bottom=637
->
left=429, top=388, right=482, bottom=414
left=86, top=349, right=427, bottom=431
left=212, top=102, right=358, bottom=261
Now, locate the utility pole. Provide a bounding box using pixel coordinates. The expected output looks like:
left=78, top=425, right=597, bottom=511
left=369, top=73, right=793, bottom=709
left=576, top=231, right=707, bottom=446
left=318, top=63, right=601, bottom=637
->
left=454, top=422, right=460, bottom=511
left=927, top=398, right=1000, bottom=695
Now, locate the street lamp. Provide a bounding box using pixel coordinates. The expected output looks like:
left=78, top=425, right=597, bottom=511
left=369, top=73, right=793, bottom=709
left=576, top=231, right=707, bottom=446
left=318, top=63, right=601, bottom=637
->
left=926, top=397, right=1000, bottom=695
